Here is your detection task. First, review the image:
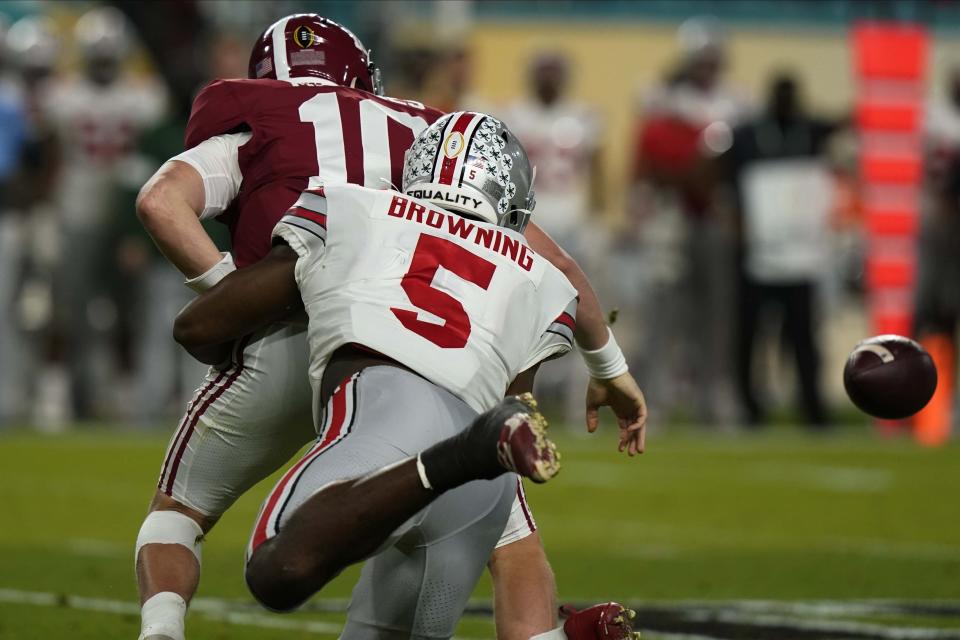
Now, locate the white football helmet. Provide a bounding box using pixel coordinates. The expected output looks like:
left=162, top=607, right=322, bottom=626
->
left=402, top=111, right=536, bottom=234
left=6, top=16, right=58, bottom=72
left=75, top=6, right=129, bottom=61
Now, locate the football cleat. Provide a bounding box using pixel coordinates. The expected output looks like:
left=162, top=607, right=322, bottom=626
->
left=419, top=393, right=559, bottom=492
left=560, top=602, right=641, bottom=640
left=494, top=393, right=560, bottom=483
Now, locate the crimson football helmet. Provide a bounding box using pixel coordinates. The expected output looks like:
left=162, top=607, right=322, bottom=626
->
left=248, top=14, right=382, bottom=95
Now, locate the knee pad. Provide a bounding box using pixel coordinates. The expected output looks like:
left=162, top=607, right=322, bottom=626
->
left=135, top=510, right=204, bottom=566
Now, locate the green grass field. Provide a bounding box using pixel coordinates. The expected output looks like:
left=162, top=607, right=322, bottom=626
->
left=1, top=425, right=959, bottom=639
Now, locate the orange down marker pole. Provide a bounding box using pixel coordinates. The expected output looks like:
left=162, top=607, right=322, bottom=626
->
left=914, top=334, right=953, bottom=446
left=853, top=23, right=939, bottom=441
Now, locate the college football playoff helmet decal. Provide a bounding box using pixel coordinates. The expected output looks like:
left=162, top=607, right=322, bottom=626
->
left=248, top=13, right=382, bottom=95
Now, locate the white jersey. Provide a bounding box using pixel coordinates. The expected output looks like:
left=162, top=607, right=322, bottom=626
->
left=273, top=183, right=578, bottom=414
left=44, top=75, right=167, bottom=226
left=501, top=99, right=602, bottom=238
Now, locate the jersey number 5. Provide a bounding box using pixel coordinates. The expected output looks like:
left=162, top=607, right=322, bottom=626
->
left=391, top=235, right=496, bottom=349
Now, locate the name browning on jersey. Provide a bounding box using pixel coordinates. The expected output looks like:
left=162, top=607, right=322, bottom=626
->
left=387, top=194, right=534, bottom=272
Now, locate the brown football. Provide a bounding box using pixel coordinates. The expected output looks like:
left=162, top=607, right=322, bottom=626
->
left=843, top=335, right=938, bottom=420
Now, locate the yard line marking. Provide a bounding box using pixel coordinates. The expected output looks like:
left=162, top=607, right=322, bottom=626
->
left=0, top=588, right=484, bottom=639
left=748, top=463, right=895, bottom=494
left=0, top=589, right=139, bottom=614
left=65, top=538, right=126, bottom=558
left=820, top=538, right=960, bottom=561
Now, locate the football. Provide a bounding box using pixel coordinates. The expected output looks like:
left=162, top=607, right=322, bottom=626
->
left=843, top=335, right=938, bottom=420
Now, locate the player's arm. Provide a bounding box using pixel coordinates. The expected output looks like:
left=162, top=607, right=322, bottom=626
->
left=136, top=160, right=223, bottom=278
left=525, top=223, right=647, bottom=454
left=173, top=244, right=301, bottom=364
left=137, top=122, right=251, bottom=293
left=138, top=81, right=251, bottom=287
left=524, top=222, right=606, bottom=349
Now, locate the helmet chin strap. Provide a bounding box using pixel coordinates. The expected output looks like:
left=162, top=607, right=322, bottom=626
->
left=378, top=177, right=401, bottom=192
left=367, top=50, right=383, bottom=95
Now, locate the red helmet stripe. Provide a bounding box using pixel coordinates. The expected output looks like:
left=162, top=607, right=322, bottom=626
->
left=437, top=112, right=476, bottom=186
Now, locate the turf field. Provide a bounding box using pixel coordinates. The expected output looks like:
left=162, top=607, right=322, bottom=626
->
left=1, top=425, right=959, bottom=639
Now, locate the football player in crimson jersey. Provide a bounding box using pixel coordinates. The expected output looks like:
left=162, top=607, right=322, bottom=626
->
left=134, top=14, right=645, bottom=640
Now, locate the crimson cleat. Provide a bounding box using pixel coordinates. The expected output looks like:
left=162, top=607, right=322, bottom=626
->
left=560, top=602, right=641, bottom=640
left=495, top=393, right=560, bottom=483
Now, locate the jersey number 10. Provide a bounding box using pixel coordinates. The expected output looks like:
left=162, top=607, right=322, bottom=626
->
left=299, top=94, right=429, bottom=191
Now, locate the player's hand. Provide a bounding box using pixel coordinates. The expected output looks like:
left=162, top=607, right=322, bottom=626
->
left=585, top=372, right=647, bottom=456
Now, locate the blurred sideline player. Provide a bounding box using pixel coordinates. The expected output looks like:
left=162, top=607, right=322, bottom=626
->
left=914, top=67, right=960, bottom=443
left=42, top=7, right=167, bottom=421
left=1, top=15, right=57, bottom=424
left=629, top=17, right=751, bottom=423
left=501, top=52, right=606, bottom=427
left=172, top=112, right=636, bottom=639
left=134, top=14, right=645, bottom=640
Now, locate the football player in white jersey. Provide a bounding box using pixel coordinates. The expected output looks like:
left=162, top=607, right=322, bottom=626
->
left=42, top=7, right=167, bottom=420
left=174, top=112, right=639, bottom=639
left=501, top=52, right=607, bottom=429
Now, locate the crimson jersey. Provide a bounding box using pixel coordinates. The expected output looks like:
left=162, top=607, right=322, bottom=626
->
left=184, top=79, right=444, bottom=266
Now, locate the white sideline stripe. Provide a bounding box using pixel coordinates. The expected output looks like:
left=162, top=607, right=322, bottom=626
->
left=687, top=609, right=960, bottom=639
left=4, top=589, right=960, bottom=640
left=0, top=588, right=483, bottom=639
left=627, top=598, right=960, bottom=621
left=0, top=588, right=340, bottom=634
left=663, top=599, right=959, bottom=618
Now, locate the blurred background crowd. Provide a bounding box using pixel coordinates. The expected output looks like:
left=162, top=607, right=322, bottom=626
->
left=0, top=0, right=957, bottom=441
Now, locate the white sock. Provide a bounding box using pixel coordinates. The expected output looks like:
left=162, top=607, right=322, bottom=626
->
left=530, top=627, right=566, bottom=639
left=139, top=592, right=187, bottom=640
